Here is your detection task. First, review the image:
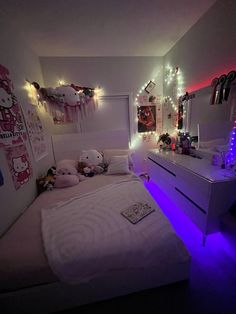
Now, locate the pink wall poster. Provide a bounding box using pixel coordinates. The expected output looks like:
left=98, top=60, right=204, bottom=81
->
left=0, top=64, right=27, bottom=147
left=5, top=144, right=33, bottom=190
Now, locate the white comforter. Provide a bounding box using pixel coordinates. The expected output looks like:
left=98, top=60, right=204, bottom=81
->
left=41, top=176, right=187, bottom=284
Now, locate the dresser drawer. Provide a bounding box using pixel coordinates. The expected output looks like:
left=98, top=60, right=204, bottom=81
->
left=173, top=187, right=207, bottom=233
left=147, top=155, right=176, bottom=186
left=176, top=166, right=211, bottom=212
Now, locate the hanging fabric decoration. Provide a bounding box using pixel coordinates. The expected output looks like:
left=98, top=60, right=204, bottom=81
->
left=210, top=70, right=236, bottom=105
left=23, top=104, right=47, bottom=161
left=33, top=82, right=98, bottom=124
left=0, top=64, right=27, bottom=146
left=5, top=143, right=33, bottom=190
left=217, top=74, right=227, bottom=104
left=210, top=77, right=219, bottom=105
left=224, top=71, right=236, bottom=101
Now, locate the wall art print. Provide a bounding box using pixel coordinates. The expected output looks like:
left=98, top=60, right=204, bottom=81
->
left=24, top=104, right=47, bottom=161
left=5, top=144, right=33, bottom=190
left=137, top=105, right=156, bottom=133
left=0, top=64, right=27, bottom=147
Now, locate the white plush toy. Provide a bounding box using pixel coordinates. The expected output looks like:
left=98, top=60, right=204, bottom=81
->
left=80, top=150, right=105, bottom=175
left=55, top=85, right=79, bottom=106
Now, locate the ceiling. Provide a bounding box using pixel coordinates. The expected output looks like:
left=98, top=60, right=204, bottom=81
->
left=1, top=0, right=216, bottom=57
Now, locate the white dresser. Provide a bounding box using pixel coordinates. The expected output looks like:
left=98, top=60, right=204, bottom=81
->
left=147, top=150, right=236, bottom=244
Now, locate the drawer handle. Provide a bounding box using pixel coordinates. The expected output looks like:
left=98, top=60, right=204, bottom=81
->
left=175, top=187, right=207, bottom=214
left=148, top=157, right=176, bottom=177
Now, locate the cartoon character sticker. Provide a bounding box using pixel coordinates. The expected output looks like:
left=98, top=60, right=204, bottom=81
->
left=13, top=155, right=30, bottom=185
left=0, top=64, right=26, bottom=146
left=5, top=144, right=32, bottom=190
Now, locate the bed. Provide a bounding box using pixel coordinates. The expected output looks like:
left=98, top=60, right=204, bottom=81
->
left=0, top=145, right=191, bottom=313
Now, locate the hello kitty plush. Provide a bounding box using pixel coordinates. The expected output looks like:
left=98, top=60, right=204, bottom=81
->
left=13, top=155, right=30, bottom=184
left=55, top=86, right=79, bottom=107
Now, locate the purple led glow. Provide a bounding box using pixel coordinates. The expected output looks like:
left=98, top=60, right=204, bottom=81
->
left=144, top=179, right=236, bottom=265
left=227, top=109, right=236, bottom=165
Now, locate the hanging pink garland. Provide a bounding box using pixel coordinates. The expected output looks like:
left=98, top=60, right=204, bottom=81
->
left=31, top=82, right=98, bottom=124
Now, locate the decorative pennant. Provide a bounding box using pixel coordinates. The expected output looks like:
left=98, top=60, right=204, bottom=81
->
left=5, top=144, right=33, bottom=190
left=0, top=64, right=27, bottom=146
left=23, top=104, right=47, bottom=161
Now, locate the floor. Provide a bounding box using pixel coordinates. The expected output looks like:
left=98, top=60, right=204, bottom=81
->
left=56, top=180, right=236, bottom=314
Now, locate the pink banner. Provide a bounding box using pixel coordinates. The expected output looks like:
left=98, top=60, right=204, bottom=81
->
left=0, top=64, right=27, bottom=147
left=5, top=144, right=33, bottom=190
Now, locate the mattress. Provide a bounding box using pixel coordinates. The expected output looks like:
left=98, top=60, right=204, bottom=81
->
left=0, top=174, right=135, bottom=292
left=0, top=173, right=190, bottom=296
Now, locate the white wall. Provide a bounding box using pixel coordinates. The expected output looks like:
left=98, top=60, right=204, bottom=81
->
left=40, top=56, right=163, bottom=94
left=163, top=0, right=236, bottom=135
left=0, top=13, right=54, bottom=235
left=40, top=56, right=163, bottom=133
left=40, top=57, right=164, bottom=173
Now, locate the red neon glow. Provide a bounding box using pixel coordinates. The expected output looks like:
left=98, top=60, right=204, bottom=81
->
left=186, top=65, right=236, bottom=93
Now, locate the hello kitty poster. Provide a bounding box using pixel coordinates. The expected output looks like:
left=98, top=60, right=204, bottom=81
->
left=0, top=64, right=27, bottom=147
left=5, top=144, right=33, bottom=190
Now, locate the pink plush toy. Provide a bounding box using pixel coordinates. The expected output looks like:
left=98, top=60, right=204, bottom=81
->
left=54, top=162, right=85, bottom=188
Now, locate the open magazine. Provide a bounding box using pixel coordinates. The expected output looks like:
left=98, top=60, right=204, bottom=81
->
left=121, top=202, right=155, bottom=224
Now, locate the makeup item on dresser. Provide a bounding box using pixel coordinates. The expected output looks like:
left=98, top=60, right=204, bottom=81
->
left=182, top=137, right=191, bottom=155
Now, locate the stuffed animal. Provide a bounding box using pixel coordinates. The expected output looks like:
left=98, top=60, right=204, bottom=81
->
left=77, top=161, right=94, bottom=177
left=44, top=166, right=56, bottom=190
left=54, top=163, right=85, bottom=188
left=38, top=87, right=63, bottom=105
left=37, top=166, right=56, bottom=194
left=79, top=150, right=106, bottom=175
left=55, top=85, right=79, bottom=107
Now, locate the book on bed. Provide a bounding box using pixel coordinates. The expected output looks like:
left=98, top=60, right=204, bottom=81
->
left=121, top=202, right=155, bottom=224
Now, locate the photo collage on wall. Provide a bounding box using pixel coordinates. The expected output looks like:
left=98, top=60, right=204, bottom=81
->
left=0, top=64, right=34, bottom=190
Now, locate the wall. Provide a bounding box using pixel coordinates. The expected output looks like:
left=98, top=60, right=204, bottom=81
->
left=0, top=13, right=54, bottom=235
left=40, top=56, right=163, bottom=134
left=163, top=0, right=236, bottom=135
left=40, top=57, right=163, bottom=173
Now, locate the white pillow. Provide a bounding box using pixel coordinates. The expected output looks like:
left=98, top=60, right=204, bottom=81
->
left=106, top=155, right=130, bottom=175
left=103, top=149, right=133, bottom=169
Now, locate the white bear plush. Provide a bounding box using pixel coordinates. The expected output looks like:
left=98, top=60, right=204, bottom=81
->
left=80, top=150, right=105, bottom=174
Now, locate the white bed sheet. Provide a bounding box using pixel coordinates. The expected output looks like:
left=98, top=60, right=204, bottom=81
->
left=0, top=173, right=191, bottom=313
left=0, top=174, right=136, bottom=291
left=41, top=175, right=189, bottom=285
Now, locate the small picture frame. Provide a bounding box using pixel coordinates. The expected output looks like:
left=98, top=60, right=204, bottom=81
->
left=145, top=81, right=156, bottom=94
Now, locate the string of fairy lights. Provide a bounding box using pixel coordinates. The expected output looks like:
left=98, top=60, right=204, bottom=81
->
left=135, top=77, right=158, bottom=135
left=164, top=65, right=185, bottom=114
left=130, top=66, right=187, bottom=148
left=227, top=108, right=236, bottom=165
